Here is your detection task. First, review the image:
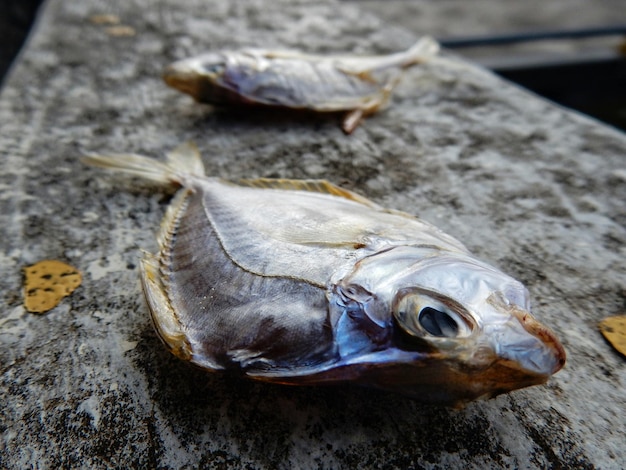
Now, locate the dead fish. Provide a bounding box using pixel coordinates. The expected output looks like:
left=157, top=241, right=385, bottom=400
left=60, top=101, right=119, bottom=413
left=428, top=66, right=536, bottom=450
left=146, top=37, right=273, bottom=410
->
left=84, top=143, right=565, bottom=405
left=163, top=37, right=439, bottom=134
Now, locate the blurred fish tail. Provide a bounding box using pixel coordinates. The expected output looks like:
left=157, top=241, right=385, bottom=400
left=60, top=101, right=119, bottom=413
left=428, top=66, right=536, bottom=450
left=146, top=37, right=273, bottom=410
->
left=82, top=142, right=205, bottom=186
left=402, top=36, right=440, bottom=67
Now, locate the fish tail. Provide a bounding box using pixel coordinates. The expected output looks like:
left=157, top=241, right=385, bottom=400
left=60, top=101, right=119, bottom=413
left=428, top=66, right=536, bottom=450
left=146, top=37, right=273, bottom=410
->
left=82, top=142, right=205, bottom=186
left=402, top=36, right=440, bottom=67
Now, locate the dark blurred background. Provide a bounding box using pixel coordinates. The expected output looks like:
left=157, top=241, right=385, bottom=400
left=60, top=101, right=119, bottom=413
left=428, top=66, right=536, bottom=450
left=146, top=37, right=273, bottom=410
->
left=0, top=0, right=44, bottom=85
left=2, top=0, right=625, bottom=131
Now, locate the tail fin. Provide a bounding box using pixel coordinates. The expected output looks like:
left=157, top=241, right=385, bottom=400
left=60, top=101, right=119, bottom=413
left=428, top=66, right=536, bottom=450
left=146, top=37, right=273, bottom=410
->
left=82, top=142, right=205, bottom=186
left=401, top=36, right=440, bottom=67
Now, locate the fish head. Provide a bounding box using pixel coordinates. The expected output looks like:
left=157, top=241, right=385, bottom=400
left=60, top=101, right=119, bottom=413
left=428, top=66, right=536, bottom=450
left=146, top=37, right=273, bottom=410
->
left=163, top=53, right=237, bottom=104
left=336, top=246, right=566, bottom=403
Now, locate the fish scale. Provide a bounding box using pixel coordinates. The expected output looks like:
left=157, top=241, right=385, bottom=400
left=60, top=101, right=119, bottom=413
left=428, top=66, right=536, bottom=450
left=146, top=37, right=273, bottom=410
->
left=164, top=189, right=332, bottom=370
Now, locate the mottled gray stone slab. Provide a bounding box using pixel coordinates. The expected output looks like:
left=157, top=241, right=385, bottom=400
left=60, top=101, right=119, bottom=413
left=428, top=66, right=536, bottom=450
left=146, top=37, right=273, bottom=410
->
left=1, top=0, right=625, bottom=468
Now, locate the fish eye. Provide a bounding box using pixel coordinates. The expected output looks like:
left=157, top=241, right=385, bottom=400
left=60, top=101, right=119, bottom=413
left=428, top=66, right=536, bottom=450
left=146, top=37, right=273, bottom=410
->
left=419, top=307, right=459, bottom=338
left=393, top=291, right=473, bottom=340
left=203, top=63, right=225, bottom=75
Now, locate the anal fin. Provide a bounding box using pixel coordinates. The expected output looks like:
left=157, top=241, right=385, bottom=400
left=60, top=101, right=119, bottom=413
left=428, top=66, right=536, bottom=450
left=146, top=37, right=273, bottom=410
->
left=140, top=188, right=198, bottom=364
left=140, top=254, right=193, bottom=361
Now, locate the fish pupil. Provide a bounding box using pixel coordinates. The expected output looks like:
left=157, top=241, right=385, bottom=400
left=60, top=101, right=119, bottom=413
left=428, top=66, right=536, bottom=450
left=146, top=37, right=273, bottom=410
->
left=419, top=307, right=459, bottom=337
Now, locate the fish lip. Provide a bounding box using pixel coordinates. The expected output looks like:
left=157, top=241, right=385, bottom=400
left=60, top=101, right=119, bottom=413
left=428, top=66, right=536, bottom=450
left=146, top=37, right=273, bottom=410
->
left=163, top=64, right=201, bottom=98
left=509, top=306, right=566, bottom=375
left=163, top=61, right=239, bottom=105
left=484, top=294, right=566, bottom=376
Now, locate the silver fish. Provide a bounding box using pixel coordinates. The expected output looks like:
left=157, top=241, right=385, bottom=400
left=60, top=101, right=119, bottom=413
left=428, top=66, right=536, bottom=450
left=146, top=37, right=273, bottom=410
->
left=163, top=37, right=439, bottom=134
left=84, top=143, right=565, bottom=406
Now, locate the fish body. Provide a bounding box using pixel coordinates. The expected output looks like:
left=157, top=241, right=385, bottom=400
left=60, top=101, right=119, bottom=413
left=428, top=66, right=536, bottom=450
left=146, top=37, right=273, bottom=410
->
left=163, top=37, right=440, bottom=133
left=84, top=143, right=565, bottom=406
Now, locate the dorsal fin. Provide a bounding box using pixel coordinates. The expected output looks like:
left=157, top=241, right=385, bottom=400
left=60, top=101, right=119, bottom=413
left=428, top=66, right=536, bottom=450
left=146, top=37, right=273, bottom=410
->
left=235, top=178, right=380, bottom=208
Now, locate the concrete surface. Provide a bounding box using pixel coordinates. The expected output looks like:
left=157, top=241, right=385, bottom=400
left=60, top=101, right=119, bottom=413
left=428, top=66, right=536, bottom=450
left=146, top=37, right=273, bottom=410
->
left=1, top=0, right=625, bottom=468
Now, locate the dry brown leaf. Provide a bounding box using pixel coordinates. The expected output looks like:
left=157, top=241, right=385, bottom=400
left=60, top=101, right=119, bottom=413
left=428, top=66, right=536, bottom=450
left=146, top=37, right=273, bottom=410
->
left=23, top=260, right=82, bottom=314
left=599, top=315, right=626, bottom=358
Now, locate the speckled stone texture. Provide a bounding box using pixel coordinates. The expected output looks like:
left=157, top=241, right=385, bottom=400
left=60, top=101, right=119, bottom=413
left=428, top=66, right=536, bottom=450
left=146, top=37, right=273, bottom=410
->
left=1, top=0, right=625, bottom=468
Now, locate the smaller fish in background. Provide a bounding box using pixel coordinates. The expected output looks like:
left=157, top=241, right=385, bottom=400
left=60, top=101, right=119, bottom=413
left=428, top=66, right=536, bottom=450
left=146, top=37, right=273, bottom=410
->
left=163, top=37, right=439, bottom=133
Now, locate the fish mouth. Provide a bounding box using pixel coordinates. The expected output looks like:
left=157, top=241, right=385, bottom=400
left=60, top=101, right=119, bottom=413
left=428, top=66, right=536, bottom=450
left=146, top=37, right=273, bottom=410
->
left=494, top=306, right=566, bottom=377
left=163, top=63, right=240, bottom=105
left=518, top=308, right=566, bottom=374
left=163, top=64, right=203, bottom=99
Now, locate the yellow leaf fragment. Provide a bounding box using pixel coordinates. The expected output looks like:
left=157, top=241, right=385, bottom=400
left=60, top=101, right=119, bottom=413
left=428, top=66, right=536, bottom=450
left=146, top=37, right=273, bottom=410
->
left=23, top=260, right=82, bottom=314
left=88, top=14, right=121, bottom=25
left=599, top=315, right=626, bottom=358
left=105, top=26, right=136, bottom=37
